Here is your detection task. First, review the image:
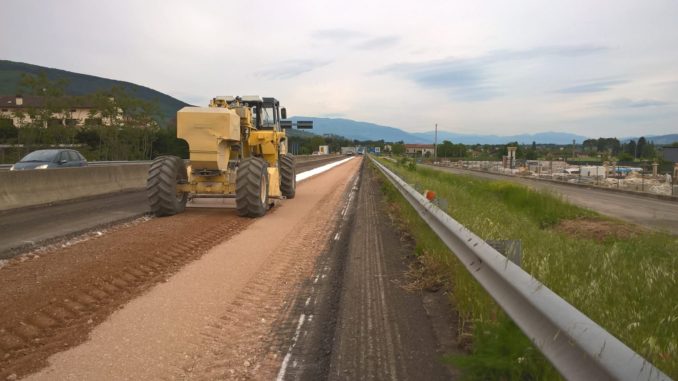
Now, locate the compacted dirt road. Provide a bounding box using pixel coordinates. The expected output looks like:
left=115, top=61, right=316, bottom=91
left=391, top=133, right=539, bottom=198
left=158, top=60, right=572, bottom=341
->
left=1, top=156, right=461, bottom=380
left=327, top=164, right=458, bottom=380
left=0, top=157, right=360, bottom=380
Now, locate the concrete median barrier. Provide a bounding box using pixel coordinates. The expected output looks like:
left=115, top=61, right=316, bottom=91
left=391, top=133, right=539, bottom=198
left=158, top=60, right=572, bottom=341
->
left=0, top=164, right=150, bottom=211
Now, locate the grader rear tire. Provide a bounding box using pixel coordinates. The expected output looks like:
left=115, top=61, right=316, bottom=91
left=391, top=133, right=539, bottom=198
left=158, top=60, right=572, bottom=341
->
left=236, top=157, right=269, bottom=217
left=280, top=153, right=296, bottom=199
left=147, top=156, right=188, bottom=217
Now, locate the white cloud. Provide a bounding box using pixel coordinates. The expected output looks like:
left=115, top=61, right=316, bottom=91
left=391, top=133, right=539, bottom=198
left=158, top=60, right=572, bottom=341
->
left=1, top=0, right=677, bottom=137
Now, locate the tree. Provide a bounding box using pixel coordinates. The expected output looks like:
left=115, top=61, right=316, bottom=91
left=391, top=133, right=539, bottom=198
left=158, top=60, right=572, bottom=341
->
left=623, top=140, right=637, bottom=159
left=583, top=139, right=597, bottom=152
left=391, top=143, right=405, bottom=155
left=633, top=136, right=657, bottom=159
left=0, top=124, right=18, bottom=146
left=13, top=73, right=76, bottom=147
left=636, top=137, right=647, bottom=159
left=74, top=86, right=162, bottom=160
left=618, top=152, right=634, bottom=162
left=435, top=140, right=467, bottom=158
left=18, top=73, right=70, bottom=129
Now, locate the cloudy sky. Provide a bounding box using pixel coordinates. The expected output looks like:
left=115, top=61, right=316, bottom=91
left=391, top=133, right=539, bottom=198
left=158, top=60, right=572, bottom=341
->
left=2, top=0, right=677, bottom=137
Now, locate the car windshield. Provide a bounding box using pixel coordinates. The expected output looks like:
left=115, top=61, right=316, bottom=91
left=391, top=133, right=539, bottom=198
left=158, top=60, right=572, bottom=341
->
left=20, top=150, right=59, bottom=162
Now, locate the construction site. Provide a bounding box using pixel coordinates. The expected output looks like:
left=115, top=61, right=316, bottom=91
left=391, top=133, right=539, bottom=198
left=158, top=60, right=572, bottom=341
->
left=0, top=95, right=676, bottom=380
left=438, top=156, right=678, bottom=197
left=1, top=2, right=678, bottom=379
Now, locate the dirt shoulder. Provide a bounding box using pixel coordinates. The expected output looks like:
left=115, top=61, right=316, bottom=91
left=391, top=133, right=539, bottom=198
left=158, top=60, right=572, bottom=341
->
left=271, top=160, right=461, bottom=380
left=327, top=161, right=459, bottom=380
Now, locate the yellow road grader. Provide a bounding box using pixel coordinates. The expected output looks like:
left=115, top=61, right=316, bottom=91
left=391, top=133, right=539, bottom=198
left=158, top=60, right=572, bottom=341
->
left=146, top=96, right=312, bottom=217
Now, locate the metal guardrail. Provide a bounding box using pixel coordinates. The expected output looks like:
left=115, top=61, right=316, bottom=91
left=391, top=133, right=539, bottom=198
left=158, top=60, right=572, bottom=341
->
left=369, top=156, right=670, bottom=381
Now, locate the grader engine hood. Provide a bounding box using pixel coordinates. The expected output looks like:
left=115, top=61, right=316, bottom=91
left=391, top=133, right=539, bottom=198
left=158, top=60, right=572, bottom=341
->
left=177, top=107, right=240, bottom=170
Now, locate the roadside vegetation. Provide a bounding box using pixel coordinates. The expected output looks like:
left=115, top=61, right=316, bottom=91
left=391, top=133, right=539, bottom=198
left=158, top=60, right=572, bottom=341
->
left=375, top=157, right=677, bottom=379
left=0, top=73, right=188, bottom=163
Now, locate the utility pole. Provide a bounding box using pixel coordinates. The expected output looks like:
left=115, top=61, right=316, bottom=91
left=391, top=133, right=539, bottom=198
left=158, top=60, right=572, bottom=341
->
left=434, top=123, right=438, bottom=161
left=572, top=139, right=576, bottom=160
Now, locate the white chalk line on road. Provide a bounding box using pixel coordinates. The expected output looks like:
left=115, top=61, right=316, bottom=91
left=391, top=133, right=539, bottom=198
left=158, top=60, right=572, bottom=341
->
left=275, top=314, right=308, bottom=381
left=296, top=156, right=356, bottom=182
left=275, top=167, right=362, bottom=381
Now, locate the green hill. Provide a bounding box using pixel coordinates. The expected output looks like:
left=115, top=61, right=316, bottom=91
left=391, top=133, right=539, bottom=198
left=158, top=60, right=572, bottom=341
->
left=0, top=60, right=188, bottom=125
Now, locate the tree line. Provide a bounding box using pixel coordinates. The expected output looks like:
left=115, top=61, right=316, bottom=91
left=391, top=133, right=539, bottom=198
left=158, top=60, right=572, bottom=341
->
left=0, top=73, right=186, bottom=163
left=582, top=137, right=658, bottom=161
left=381, top=138, right=674, bottom=167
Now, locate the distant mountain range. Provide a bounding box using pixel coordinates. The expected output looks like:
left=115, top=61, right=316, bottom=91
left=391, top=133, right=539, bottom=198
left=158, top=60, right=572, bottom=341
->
left=622, top=134, right=678, bottom=145
left=292, top=117, right=597, bottom=145
left=2, top=60, right=674, bottom=145
left=0, top=60, right=188, bottom=123
left=411, top=130, right=591, bottom=145
left=291, top=117, right=429, bottom=143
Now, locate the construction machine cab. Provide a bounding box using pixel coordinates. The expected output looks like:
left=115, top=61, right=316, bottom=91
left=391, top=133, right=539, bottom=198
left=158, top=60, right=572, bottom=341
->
left=212, top=96, right=287, bottom=131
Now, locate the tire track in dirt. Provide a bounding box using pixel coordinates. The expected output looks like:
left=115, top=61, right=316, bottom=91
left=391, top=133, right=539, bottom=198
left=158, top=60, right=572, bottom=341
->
left=329, top=166, right=403, bottom=380
left=0, top=210, right=253, bottom=380
left=16, top=157, right=361, bottom=381
left=170, top=162, right=361, bottom=380
left=0, top=158, right=352, bottom=379
left=270, top=162, right=362, bottom=381
left=326, top=162, right=456, bottom=381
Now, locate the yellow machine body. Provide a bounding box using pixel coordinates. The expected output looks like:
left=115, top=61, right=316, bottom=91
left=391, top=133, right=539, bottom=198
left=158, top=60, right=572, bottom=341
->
left=177, top=107, right=240, bottom=171
left=175, top=96, right=288, bottom=199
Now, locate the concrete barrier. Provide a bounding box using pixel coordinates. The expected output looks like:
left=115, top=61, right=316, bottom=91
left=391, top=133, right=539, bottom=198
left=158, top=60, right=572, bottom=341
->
left=0, top=164, right=150, bottom=211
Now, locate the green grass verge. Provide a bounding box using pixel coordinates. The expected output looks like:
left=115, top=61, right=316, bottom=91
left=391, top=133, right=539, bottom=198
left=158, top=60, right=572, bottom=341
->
left=373, top=157, right=677, bottom=379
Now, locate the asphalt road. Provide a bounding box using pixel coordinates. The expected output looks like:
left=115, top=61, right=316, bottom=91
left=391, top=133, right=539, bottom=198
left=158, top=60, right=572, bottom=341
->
left=0, top=156, right=348, bottom=258
left=424, top=164, right=678, bottom=235
left=0, top=191, right=148, bottom=258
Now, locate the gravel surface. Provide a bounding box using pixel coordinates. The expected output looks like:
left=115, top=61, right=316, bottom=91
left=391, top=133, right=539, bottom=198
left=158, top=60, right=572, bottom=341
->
left=0, top=209, right=253, bottom=379
left=2, top=156, right=461, bottom=380
left=17, top=157, right=362, bottom=380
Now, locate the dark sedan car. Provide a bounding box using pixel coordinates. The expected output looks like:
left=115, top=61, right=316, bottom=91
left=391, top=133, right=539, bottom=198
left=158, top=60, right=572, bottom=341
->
left=10, top=149, right=88, bottom=171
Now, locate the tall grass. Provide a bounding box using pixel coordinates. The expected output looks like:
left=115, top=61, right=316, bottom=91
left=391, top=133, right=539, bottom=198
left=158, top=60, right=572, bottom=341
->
left=375, top=158, right=677, bottom=379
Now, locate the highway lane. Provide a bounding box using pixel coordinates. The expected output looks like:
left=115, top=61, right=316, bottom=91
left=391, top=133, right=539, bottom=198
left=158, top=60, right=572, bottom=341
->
left=0, top=156, right=349, bottom=258
left=0, top=191, right=148, bottom=258
left=424, top=164, right=678, bottom=235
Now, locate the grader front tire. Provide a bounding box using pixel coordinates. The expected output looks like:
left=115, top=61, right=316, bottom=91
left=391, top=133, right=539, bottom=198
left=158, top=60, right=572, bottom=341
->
left=147, top=156, right=188, bottom=217
left=236, top=157, right=269, bottom=217
left=280, top=153, right=296, bottom=199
